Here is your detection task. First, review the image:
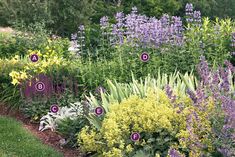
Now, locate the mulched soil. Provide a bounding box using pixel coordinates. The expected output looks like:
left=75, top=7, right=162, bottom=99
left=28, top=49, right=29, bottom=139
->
left=0, top=104, right=83, bottom=157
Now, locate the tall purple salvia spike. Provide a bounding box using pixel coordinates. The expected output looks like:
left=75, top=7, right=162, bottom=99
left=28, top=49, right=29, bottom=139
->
left=187, top=89, right=197, bottom=103
left=169, top=148, right=184, bottom=157
left=165, top=84, right=176, bottom=103
left=100, top=16, right=109, bottom=29
left=197, top=56, right=210, bottom=85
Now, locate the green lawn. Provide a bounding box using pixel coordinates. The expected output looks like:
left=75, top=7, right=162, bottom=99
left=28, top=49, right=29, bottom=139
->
left=0, top=116, right=63, bottom=157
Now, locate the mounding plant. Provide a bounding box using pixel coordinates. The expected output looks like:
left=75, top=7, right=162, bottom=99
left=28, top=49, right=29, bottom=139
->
left=85, top=71, right=198, bottom=130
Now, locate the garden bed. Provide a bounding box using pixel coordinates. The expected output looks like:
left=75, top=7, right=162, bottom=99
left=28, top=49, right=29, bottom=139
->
left=0, top=104, right=82, bottom=157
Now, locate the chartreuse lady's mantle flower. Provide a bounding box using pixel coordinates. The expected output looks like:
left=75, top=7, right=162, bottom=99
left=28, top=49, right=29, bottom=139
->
left=78, top=88, right=216, bottom=157
left=78, top=90, right=187, bottom=156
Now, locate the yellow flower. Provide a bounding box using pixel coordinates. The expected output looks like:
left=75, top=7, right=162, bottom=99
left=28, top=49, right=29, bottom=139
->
left=42, top=61, right=48, bottom=68
left=11, top=78, right=19, bottom=85
left=14, top=55, right=20, bottom=60
left=155, top=154, right=160, bottom=157
left=9, top=70, right=20, bottom=78
left=20, top=71, right=28, bottom=79
left=126, top=144, right=133, bottom=153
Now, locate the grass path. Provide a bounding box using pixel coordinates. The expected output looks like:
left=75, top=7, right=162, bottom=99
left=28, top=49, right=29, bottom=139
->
left=0, top=116, right=63, bottom=157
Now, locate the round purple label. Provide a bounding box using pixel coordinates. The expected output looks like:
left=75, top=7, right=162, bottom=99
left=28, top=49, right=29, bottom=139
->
left=30, top=54, right=39, bottom=62
left=35, top=82, right=45, bottom=92
left=50, top=105, right=59, bottom=113
left=95, top=107, right=104, bottom=116
left=131, top=132, right=140, bottom=141
left=140, top=52, right=150, bottom=62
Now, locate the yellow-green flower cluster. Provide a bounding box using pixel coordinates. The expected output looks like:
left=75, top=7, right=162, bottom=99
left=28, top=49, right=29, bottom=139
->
left=78, top=88, right=216, bottom=157
left=78, top=90, right=190, bottom=156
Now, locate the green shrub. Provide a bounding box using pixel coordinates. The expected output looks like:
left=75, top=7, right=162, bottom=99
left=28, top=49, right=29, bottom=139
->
left=0, top=27, right=70, bottom=59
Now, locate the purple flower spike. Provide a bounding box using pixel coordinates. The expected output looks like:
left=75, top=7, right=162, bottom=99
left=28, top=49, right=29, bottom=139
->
left=186, top=89, right=197, bottom=103
left=169, top=148, right=184, bottom=157
left=197, top=56, right=210, bottom=85
left=185, top=3, right=193, bottom=12
left=100, top=16, right=109, bottom=29
left=79, top=25, right=85, bottom=31
left=165, top=84, right=176, bottom=103
left=131, top=6, right=138, bottom=14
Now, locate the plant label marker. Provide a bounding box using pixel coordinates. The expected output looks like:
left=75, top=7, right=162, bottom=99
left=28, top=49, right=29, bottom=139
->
left=35, top=82, right=45, bottom=92
left=30, top=54, right=39, bottom=62
left=50, top=105, right=59, bottom=113
left=131, top=132, right=140, bottom=141
left=95, top=107, right=104, bottom=116
left=140, top=52, right=150, bottom=62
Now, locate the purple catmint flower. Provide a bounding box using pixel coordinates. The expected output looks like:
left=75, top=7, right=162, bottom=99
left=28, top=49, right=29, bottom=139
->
left=131, top=6, right=138, bottom=14
left=165, top=84, right=176, bottom=103
left=185, top=3, right=194, bottom=23
left=187, top=89, right=197, bottom=103
left=172, top=16, right=182, bottom=28
left=71, top=33, right=77, bottom=40
left=193, top=11, right=201, bottom=23
left=79, top=25, right=85, bottom=31
left=169, top=148, right=184, bottom=157
left=197, top=56, right=210, bottom=85
left=115, top=12, right=124, bottom=27
left=186, top=17, right=194, bottom=23
left=224, top=60, right=235, bottom=73
left=100, top=16, right=109, bottom=29
left=218, top=148, right=232, bottom=157
left=108, top=7, right=183, bottom=47
left=161, top=14, right=170, bottom=27
left=185, top=3, right=193, bottom=12
left=195, top=86, right=206, bottom=108
left=219, top=67, right=230, bottom=92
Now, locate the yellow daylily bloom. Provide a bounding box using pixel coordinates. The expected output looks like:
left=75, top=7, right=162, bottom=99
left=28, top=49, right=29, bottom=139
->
left=42, top=61, right=48, bottom=68
left=20, top=71, right=28, bottom=79
left=11, top=79, right=19, bottom=85
left=9, top=71, right=19, bottom=78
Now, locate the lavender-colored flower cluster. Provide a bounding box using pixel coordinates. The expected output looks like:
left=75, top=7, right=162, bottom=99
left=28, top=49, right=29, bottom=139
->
left=185, top=3, right=194, bottom=23
left=186, top=56, right=235, bottom=156
left=100, top=7, right=184, bottom=48
left=185, top=3, right=201, bottom=26
left=100, top=16, right=109, bottom=29
left=168, top=148, right=185, bottom=157
left=69, top=25, right=85, bottom=54
left=165, top=84, right=176, bottom=103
